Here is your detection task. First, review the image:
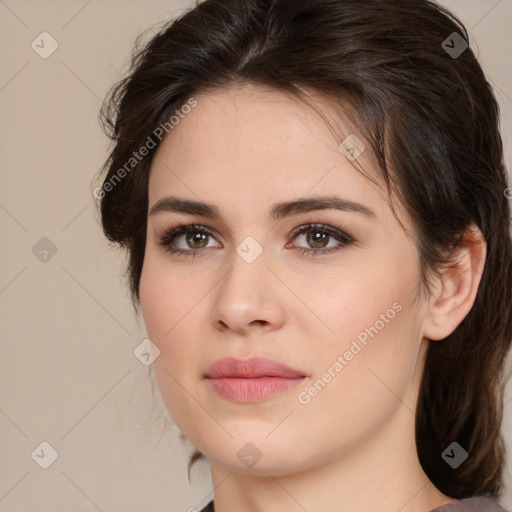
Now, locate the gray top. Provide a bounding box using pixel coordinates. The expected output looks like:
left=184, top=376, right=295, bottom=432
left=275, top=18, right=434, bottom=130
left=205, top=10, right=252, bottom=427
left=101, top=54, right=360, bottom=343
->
left=430, top=496, right=509, bottom=511
left=199, top=496, right=509, bottom=511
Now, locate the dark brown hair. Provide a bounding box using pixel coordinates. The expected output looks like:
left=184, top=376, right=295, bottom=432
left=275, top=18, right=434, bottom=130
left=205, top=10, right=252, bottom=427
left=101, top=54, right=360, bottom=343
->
left=96, top=0, right=512, bottom=499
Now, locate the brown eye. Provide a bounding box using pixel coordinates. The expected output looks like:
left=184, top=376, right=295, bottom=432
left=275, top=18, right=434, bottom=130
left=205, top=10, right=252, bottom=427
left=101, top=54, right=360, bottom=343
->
left=185, top=231, right=209, bottom=249
left=305, top=230, right=330, bottom=248
left=290, top=223, right=353, bottom=256
left=158, top=224, right=221, bottom=255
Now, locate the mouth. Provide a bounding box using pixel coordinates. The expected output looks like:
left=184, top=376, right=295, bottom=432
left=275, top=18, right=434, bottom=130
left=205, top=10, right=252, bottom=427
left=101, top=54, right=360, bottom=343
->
left=204, top=357, right=307, bottom=403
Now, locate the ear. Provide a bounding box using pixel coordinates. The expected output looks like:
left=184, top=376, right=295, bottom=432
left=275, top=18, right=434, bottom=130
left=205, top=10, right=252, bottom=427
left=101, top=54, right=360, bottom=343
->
left=422, top=224, right=487, bottom=341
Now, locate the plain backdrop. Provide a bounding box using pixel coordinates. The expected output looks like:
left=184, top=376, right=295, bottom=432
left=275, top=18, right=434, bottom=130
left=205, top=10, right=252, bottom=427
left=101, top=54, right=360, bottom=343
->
left=1, top=1, right=511, bottom=511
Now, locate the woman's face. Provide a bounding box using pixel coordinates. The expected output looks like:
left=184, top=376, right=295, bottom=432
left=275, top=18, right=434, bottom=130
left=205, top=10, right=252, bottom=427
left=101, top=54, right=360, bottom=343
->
left=139, top=83, right=431, bottom=475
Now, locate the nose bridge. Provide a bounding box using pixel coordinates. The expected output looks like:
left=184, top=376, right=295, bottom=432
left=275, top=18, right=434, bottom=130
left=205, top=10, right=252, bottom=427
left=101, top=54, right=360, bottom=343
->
left=211, top=238, right=284, bottom=332
left=219, top=240, right=269, bottom=305
left=219, top=224, right=270, bottom=290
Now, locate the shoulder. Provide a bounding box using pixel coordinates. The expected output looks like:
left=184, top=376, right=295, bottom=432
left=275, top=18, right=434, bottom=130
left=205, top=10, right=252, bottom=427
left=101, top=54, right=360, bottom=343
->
left=430, top=496, right=509, bottom=512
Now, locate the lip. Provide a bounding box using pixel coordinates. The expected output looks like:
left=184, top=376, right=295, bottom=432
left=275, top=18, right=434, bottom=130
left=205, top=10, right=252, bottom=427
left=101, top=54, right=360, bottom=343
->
left=204, top=357, right=307, bottom=403
left=205, top=357, right=305, bottom=379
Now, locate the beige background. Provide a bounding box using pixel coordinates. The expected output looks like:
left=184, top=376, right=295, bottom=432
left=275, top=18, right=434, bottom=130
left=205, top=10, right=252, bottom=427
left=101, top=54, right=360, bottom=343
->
left=1, top=1, right=511, bottom=511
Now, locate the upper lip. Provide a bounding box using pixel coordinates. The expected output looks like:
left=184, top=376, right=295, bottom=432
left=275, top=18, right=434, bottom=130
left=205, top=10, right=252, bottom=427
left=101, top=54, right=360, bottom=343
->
left=204, top=357, right=306, bottom=379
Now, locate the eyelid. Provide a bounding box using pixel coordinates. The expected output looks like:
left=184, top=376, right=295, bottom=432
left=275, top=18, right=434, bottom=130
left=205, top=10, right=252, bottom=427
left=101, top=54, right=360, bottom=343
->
left=157, top=223, right=222, bottom=247
left=288, top=223, right=353, bottom=244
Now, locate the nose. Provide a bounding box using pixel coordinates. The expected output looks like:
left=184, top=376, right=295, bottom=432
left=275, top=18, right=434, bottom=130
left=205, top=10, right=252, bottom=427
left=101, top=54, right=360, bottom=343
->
left=211, top=248, right=287, bottom=336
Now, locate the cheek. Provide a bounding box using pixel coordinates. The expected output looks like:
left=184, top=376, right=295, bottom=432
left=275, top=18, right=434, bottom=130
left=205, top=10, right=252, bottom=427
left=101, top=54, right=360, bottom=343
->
left=139, top=260, right=203, bottom=430
left=299, top=248, right=419, bottom=349
left=292, top=284, right=423, bottom=460
left=307, top=294, right=418, bottom=396
left=139, top=251, right=196, bottom=338
left=301, top=249, right=424, bottom=398
left=138, top=250, right=216, bottom=353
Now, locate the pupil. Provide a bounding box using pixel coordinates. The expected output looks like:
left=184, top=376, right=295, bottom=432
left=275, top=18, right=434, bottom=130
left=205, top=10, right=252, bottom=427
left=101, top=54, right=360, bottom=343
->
left=309, top=231, right=327, bottom=248
left=188, top=232, right=207, bottom=248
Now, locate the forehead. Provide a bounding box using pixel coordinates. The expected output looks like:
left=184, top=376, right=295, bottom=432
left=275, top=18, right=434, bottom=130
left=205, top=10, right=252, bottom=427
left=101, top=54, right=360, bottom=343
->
left=147, top=84, right=389, bottom=218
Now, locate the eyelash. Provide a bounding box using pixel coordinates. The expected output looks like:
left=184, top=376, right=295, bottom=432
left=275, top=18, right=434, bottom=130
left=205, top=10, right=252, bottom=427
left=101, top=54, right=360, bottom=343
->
left=157, top=223, right=354, bottom=259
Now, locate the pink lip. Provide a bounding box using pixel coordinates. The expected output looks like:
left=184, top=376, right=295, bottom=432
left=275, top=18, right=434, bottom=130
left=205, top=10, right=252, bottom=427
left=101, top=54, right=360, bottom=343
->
left=204, top=357, right=306, bottom=403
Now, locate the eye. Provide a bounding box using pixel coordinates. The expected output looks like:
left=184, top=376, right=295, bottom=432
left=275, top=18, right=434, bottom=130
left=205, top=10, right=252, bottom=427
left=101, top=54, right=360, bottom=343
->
left=288, top=223, right=353, bottom=256
left=157, top=224, right=220, bottom=258
left=157, top=222, right=353, bottom=258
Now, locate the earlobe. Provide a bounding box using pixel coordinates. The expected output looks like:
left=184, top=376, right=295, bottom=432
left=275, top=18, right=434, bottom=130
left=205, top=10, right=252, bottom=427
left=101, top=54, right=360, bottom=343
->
left=422, top=224, right=487, bottom=341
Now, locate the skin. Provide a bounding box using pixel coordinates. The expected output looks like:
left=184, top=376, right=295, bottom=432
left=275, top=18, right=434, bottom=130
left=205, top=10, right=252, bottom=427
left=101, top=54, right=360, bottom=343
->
left=139, top=83, right=486, bottom=512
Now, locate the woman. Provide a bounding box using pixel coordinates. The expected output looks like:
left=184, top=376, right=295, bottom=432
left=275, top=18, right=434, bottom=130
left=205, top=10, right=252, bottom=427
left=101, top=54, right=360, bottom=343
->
left=96, top=0, right=512, bottom=510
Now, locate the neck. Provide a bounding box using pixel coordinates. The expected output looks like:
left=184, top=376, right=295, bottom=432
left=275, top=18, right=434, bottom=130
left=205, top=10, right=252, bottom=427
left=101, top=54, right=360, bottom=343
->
left=207, top=403, right=454, bottom=512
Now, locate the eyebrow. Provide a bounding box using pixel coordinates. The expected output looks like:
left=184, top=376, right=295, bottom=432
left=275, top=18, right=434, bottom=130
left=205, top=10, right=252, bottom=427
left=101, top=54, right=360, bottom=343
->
left=149, top=195, right=377, bottom=222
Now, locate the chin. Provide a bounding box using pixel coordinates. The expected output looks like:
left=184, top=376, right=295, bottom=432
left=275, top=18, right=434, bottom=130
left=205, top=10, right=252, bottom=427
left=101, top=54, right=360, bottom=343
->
left=204, top=440, right=318, bottom=476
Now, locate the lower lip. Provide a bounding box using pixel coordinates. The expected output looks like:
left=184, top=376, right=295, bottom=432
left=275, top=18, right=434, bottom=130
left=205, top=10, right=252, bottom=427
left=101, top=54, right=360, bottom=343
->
left=207, top=376, right=305, bottom=402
